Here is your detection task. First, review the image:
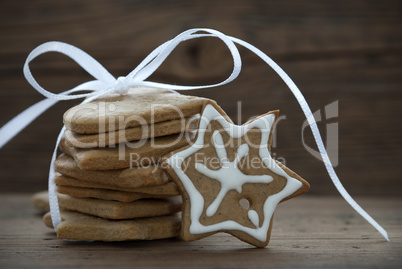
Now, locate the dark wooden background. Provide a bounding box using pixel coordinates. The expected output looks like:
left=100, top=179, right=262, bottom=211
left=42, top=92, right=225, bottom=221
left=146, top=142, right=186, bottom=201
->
left=0, top=0, right=401, bottom=196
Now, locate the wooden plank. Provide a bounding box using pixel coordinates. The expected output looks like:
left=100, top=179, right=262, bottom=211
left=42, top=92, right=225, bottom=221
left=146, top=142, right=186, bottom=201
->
left=0, top=0, right=401, bottom=55
left=0, top=194, right=401, bottom=268
left=0, top=0, right=401, bottom=195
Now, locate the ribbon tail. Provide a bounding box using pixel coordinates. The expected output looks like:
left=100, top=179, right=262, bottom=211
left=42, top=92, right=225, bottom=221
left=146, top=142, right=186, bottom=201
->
left=47, top=95, right=101, bottom=231
left=315, top=133, right=390, bottom=241
left=230, top=36, right=389, bottom=241
left=48, top=126, right=65, bottom=229
left=0, top=98, right=58, bottom=148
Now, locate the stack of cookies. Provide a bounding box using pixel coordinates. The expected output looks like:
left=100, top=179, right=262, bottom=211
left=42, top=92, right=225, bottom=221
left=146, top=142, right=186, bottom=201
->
left=33, top=87, right=217, bottom=241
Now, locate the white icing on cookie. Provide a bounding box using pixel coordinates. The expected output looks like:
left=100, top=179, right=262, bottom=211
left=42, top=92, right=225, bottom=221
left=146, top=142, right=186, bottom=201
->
left=166, top=104, right=302, bottom=242
left=248, top=210, right=260, bottom=227
left=195, top=131, right=273, bottom=217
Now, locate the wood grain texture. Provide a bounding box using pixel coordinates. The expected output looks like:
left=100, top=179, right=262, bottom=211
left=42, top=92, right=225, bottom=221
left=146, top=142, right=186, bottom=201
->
left=0, top=194, right=401, bottom=268
left=0, top=0, right=401, bottom=195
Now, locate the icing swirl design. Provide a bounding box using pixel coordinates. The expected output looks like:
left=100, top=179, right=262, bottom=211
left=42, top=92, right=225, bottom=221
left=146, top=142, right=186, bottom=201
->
left=166, top=104, right=303, bottom=243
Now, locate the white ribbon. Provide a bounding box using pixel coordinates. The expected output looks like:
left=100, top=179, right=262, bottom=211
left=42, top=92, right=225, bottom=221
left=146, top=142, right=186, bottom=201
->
left=0, top=28, right=388, bottom=241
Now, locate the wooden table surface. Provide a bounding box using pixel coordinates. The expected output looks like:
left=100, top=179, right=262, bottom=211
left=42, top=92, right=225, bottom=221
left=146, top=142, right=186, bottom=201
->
left=0, top=194, right=401, bottom=268
left=1, top=1, right=401, bottom=268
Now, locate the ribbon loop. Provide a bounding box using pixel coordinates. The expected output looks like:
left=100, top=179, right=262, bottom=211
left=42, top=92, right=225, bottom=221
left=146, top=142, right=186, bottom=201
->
left=22, top=28, right=244, bottom=100
left=0, top=28, right=388, bottom=242
left=23, top=41, right=117, bottom=101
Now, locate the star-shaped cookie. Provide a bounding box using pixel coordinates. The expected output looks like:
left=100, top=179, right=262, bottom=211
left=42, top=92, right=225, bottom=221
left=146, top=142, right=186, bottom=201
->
left=163, top=103, right=309, bottom=247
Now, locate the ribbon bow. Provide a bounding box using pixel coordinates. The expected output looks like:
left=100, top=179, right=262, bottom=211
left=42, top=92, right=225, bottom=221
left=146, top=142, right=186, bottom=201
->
left=0, top=28, right=389, bottom=241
